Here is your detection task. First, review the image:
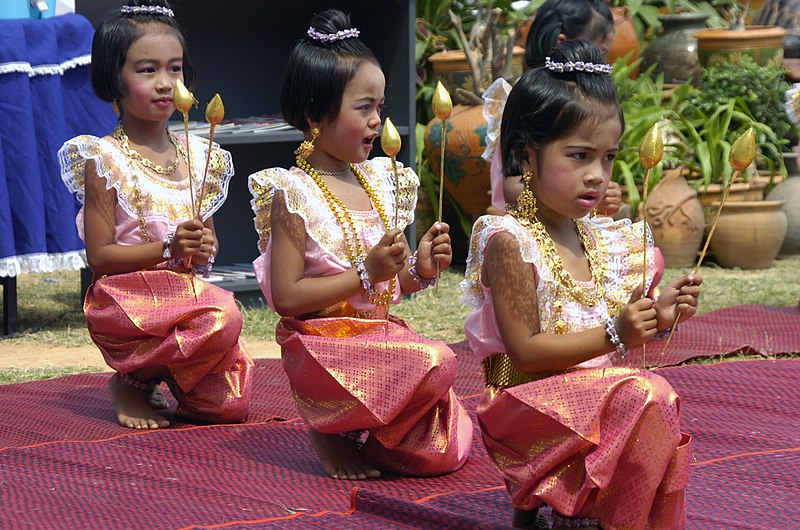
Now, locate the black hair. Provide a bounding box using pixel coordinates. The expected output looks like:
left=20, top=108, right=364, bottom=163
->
left=91, top=0, right=195, bottom=102
left=280, top=9, right=379, bottom=132
left=501, top=40, right=624, bottom=177
left=524, top=0, right=614, bottom=68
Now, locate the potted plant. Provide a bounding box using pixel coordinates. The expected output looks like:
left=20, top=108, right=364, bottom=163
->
left=693, top=0, right=787, bottom=67
left=686, top=53, right=797, bottom=154
left=418, top=1, right=532, bottom=222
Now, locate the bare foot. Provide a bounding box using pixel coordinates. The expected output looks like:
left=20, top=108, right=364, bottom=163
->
left=108, top=373, right=170, bottom=429
left=512, top=507, right=548, bottom=529
left=149, top=386, right=169, bottom=410
left=307, top=428, right=381, bottom=480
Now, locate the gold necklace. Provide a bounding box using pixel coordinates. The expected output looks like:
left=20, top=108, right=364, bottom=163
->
left=296, top=156, right=395, bottom=306
left=510, top=209, right=609, bottom=333
left=112, top=123, right=185, bottom=176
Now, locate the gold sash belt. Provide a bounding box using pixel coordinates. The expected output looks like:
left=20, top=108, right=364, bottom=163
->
left=482, top=353, right=549, bottom=388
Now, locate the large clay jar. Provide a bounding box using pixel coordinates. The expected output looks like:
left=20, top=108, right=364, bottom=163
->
left=607, top=6, right=641, bottom=77
left=424, top=104, right=490, bottom=218
left=694, top=26, right=787, bottom=67
left=765, top=151, right=800, bottom=256
left=709, top=200, right=788, bottom=269
left=641, top=13, right=709, bottom=86
left=645, top=169, right=705, bottom=268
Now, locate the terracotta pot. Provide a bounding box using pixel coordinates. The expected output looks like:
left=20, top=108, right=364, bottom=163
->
left=766, top=154, right=800, bottom=255
left=608, top=6, right=641, bottom=77
left=694, top=25, right=787, bottom=67
left=428, top=47, right=525, bottom=106
left=708, top=200, right=788, bottom=269
left=695, top=180, right=769, bottom=206
left=424, top=104, right=490, bottom=218
left=645, top=169, right=705, bottom=268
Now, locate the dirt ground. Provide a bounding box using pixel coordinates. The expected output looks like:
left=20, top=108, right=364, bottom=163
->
left=0, top=338, right=282, bottom=371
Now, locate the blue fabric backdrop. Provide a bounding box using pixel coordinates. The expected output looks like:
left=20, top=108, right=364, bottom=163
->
left=0, top=13, right=116, bottom=277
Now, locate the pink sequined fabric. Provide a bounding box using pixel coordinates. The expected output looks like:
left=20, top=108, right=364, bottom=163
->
left=277, top=312, right=472, bottom=477
left=85, top=270, right=253, bottom=423
left=478, top=367, right=691, bottom=530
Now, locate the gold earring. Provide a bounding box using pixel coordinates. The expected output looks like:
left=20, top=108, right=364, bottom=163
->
left=515, top=170, right=537, bottom=222
left=112, top=99, right=121, bottom=119
left=294, top=126, right=320, bottom=161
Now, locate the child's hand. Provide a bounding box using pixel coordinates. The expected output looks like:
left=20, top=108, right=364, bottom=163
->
left=365, top=228, right=407, bottom=283
left=615, top=285, right=658, bottom=348
left=654, top=273, right=702, bottom=329
left=171, top=219, right=205, bottom=259
left=193, top=227, right=217, bottom=265
left=596, top=180, right=622, bottom=217
left=415, top=222, right=452, bottom=278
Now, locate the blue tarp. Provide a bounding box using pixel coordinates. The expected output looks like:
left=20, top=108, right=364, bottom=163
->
left=0, top=13, right=116, bottom=276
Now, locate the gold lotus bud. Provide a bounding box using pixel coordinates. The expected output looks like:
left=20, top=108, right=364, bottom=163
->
left=639, top=122, right=663, bottom=169
left=729, top=127, right=756, bottom=171
left=205, top=93, right=225, bottom=125
left=554, top=319, right=568, bottom=334
left=381, top=117, right=401, bottom=158
left=173, top=79, right=197, bottom=114
left=432, top=81, right=452, bottom=121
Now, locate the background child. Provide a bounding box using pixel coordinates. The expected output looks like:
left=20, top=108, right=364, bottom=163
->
left=59, top=0, right=252, bottom=430
left=483, top=0, right=621, bottom=215
left=249, top=9, right=472, bottom=481
left=462, top=41, right=702, bottom=529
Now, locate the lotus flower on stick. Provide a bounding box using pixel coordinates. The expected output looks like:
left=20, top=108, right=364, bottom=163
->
left=431, top=81, right=452, bottom=293
left=174, top=79, right=198, bottom=216
left=380, top=117, right=401, bottom=229
left=660, top=128, right=756, bottom=357
left=197, top=93, right=224, bottom=219
left=432, top=81, right=452, bottom=225
left=637, top=122, right=663, bottom=368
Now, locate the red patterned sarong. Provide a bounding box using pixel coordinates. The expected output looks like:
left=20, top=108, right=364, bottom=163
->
left=478, top=367, right=690, bottom=530
left=277, top=312, right=472, bottom=476
left=85, top=270, right=253, bottom=423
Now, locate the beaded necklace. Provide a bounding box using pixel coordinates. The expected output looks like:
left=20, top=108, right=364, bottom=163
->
left=295, top=156, right=395, bottom=306
left=112, top=123, right=185, bottom=177
left=317, top=168, right=349, bottom=176
left=510, top=209, right=610, bottom=333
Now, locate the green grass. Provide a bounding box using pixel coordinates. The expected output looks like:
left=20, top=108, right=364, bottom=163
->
left=2, top=257, right=798, bottom=383
left=0, top=365, right=101, bottom=385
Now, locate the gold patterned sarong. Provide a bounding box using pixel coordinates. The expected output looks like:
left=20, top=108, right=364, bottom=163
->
left=477, top=367, right=691, bottom=529
left=85, top=270, right=253, bottom=423
left=277, top=304, right=472, bottom=477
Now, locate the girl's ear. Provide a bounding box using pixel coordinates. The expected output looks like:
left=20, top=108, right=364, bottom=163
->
left=305, top=116, right=320, bottom=133
left=520, top=145, right=538, bottom=175
left=556, top=33, right=567, bottom=45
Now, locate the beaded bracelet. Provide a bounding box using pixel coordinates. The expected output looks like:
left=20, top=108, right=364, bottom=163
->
left=605, top=316, right=628, bottom=359
left=194, top=262, right=213, bottom=278
left=354, top=256, right=376, bottom=297
left=120, top=372, right=160, bottom=392
left=653, top=325, right=677, bottom=341
left=407, top=253, right=436, bottom=289
left=551, top=512, right=600, bottom=528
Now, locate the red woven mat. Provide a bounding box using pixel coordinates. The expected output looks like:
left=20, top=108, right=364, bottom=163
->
left=621, top=304, right=800, bottom=368
left=1, top=358, right=797, bottom=529
left=1, top=304, right=798, bottom=528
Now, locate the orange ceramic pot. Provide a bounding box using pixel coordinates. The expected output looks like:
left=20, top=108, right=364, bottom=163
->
left=708, top=200, right=788, bottom=269
left=424, top=104, right=490, bottom=218
left=645, top=169, right=705, bottom=268
left=608, top=6, right=641, bottom=77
